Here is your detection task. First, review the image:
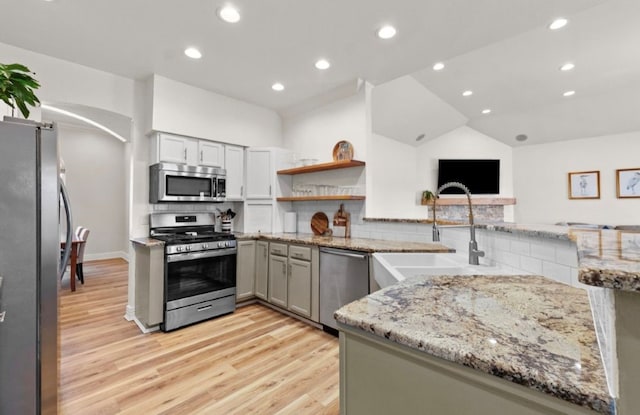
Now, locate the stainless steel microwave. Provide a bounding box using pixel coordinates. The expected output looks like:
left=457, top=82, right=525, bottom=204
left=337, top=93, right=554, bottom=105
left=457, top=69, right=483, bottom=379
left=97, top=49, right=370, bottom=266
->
left=149, top=163, right=226, bottom=203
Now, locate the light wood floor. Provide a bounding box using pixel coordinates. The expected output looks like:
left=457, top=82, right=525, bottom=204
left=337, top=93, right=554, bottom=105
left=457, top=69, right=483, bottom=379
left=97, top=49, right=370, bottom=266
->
left=59, top=258, right=340, bottom=414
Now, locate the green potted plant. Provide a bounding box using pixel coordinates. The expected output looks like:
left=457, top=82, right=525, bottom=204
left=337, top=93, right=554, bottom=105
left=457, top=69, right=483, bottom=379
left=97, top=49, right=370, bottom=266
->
left=421, top=190, right=435, bottom=205
left=0, top=63, right=41, bottom=119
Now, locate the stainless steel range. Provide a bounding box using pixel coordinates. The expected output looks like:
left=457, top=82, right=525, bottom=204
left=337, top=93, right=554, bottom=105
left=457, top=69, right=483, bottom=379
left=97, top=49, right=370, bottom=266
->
left=150, top=213, right=237, bottom=331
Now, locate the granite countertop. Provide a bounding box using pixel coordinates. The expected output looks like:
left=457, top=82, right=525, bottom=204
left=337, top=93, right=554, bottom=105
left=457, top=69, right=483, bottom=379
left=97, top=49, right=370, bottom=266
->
left=235, top=232, right=453, bottom=253
left=130, top=237, right=165, bottom=247
left=131, top=233, right=452, bottom=253
left=364, top=219, right=640, bottom=293
left=479, top=223, right=640, bottom=293
left=335, top=274, right=613, bottom=414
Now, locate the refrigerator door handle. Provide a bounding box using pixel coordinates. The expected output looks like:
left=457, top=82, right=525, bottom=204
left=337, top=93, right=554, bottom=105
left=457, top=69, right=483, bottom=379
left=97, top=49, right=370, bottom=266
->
left=59, top=180, right=73, bottom=279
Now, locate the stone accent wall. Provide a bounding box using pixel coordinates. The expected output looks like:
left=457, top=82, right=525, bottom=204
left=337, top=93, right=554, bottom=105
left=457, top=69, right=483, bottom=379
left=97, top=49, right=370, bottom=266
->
left=431, top=205, right=504, bottom=222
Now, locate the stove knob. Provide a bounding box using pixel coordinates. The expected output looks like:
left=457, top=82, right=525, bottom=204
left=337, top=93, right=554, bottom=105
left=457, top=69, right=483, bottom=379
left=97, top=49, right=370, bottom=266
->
left=226, top=241, right=231, bottom=247
left=202, top=243, right=208, bottom=249
left=176, top=246, right=183, bottom=252
left=218, top=241, right=225, bottom=248
left=185, top=245, right=191, bottom=251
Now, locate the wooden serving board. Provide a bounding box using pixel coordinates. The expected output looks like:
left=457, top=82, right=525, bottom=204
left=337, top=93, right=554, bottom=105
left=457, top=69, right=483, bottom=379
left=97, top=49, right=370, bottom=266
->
left=332, top=140, right=354, bottom=161
left=311, top=212, right=329, bottom=235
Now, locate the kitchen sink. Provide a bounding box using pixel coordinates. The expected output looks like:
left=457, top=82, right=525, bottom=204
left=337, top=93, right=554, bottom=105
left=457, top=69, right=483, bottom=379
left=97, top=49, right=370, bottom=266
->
left=372, top=252, right=517, bottom=288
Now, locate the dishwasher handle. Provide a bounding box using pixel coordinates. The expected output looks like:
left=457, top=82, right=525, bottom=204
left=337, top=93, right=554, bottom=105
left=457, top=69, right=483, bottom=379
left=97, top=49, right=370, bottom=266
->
left=319, top=247, right=368, bottom=260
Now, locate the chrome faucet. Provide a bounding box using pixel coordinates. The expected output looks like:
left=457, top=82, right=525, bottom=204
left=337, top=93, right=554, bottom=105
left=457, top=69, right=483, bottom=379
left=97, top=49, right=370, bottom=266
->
left=432, top=181, right=485, bottom=265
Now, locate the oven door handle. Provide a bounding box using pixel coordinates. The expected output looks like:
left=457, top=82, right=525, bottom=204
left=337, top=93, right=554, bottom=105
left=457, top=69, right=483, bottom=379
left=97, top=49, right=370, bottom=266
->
left=166, top=247, right=237, bottom=263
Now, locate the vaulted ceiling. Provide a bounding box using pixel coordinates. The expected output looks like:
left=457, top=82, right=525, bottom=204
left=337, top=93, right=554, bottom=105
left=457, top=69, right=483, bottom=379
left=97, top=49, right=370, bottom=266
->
left=1, top=0, right=638, bottom=146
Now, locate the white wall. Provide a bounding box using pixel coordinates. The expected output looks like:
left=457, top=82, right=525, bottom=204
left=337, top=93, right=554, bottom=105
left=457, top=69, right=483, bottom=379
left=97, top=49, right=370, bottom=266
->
left=0, top=41, right=134, bottom=117
left=367, top=133, right=425, bottom=218
left=281, top=88, right=370, bottom=220
left=513, top=130, right=640, bottom=225
left=151, top=75, right=283, bottom=147
left=416, top=126, right=515, bottom=221
left=128, top=78, right=154, bottom=239
left=282, top=89, right=367, bottom=163
left=58, top=124, right=128, bottom=259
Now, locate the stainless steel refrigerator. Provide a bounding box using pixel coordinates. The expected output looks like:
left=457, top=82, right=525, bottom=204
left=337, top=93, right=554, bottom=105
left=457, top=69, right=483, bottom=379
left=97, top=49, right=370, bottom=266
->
left=0, top=117, right=73, bottom=414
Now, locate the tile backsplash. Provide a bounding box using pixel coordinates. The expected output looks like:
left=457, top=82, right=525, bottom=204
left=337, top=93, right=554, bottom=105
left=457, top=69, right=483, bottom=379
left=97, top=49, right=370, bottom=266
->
left=291, top=200, right=584, bottom=288
left=150, top=201, right=242, bottom=232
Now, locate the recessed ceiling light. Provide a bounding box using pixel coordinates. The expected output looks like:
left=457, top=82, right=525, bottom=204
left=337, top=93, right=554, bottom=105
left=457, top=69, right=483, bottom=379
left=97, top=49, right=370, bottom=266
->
left=560, top=62, right=575, bottom=71
left=482, top=109, right=491, bottom=114
left=462, top=90, right=473, bottom=97
left=563, top=90, right=576, bottom=97
left=549, top=18, right=568, bottom=30
left=218, top=5, right=241, bottom=23
left=415, top=133, right=426, bottom=142
left=433, top=62, right=445, bottom=71
left=315, top=59, right=331, bottom=70
left=377, top=25, right=397, bottom=39
left=184, top=47, right=202, bottom=59
left=515, top=134, right=528, bottom=142
left=272, top=82, right=285, bottom=92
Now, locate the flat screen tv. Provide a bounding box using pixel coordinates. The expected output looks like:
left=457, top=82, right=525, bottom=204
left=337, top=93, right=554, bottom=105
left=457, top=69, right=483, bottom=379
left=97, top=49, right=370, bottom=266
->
left=437, top=159, right=500, bottom=194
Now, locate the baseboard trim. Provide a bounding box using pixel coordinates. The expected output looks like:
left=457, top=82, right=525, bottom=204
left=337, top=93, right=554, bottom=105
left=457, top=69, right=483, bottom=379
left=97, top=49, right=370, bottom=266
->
left=85, top=251, right=129, bottom=262
left=131, top=316, right=159, bottom=334
left=124, top=304, right=135, bottom=321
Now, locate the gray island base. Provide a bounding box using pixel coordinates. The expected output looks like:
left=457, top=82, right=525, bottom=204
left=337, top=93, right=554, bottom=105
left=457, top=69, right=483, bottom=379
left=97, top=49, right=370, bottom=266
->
left=336, top=275, right=612, bottom=415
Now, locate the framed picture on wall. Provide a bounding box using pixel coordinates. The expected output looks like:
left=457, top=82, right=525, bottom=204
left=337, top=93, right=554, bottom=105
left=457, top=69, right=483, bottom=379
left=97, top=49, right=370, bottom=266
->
left=618, top=231, right=640, bottom=262
left=568, top=171, right=600, bottom=199
left=616, top=168, right=640, bottom=198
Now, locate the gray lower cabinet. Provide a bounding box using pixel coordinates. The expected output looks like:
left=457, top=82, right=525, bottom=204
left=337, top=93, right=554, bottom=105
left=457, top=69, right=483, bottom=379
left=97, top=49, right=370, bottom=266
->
left=236, top=240, right=256, bottom=301
left=339, top=326, right=592, bottom=415
left=268, top=253, right=288, bottom=308
left=288, top=258, right=312, bottom=317
left=267, top=242, right=319, bottom=321
left=255, top=241, right=269, bottom=300
left=133, top=243, right=165, bottom=327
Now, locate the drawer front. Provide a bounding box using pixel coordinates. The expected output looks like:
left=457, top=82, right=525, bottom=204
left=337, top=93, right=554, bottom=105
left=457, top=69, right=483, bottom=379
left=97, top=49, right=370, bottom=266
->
left=270, top=242, right=288, bottom=256
left=164, top=295, right=236, bottom=331
left=288, top=245, right=311, bottom=261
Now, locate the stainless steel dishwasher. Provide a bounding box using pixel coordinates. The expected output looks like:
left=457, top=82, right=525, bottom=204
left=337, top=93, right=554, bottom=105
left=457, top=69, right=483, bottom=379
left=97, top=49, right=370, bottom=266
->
left=319, top=247, right=369, bottom=331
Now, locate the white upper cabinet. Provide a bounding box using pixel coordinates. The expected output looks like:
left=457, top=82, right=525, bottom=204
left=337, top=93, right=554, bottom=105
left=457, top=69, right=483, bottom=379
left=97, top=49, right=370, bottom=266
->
left=151, top=132, right=226, bottom=168
left=198, top=141, right=224, bottom=167
left=155, top=132, right=198, bottom=165
left=225, top=145, right=245, bottom=200
left=245, top=148, right=273, bottom=199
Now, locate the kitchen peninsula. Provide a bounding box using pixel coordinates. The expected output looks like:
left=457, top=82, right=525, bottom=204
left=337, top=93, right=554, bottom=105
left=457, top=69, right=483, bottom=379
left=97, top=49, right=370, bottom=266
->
left=335, top=223, right=640, bottom=415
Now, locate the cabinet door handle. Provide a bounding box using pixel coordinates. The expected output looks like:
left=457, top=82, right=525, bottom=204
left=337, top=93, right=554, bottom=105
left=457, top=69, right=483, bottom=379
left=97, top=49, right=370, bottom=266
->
left=184, top=148, right=187, bottom=161
left=269, top=185, right=272, bottom=196
left=0, top=310, right=5, bottom=323
left=200, top=150, right=203, bottom=163
left=240, top=186, right=243, bottom=197
left=288, top=264, right=292, bottom=276
left=282, top=263, right=286, bottom=275
left=264, top=248, right=267, bottom=259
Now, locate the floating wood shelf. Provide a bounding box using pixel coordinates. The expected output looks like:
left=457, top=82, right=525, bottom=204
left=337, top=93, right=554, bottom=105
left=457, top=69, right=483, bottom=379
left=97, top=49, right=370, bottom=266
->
left=421, top=197, right=516, bottom=206
left=277, top=195, right=366, bottom=202
left=277, top=160, right=365, bottom=175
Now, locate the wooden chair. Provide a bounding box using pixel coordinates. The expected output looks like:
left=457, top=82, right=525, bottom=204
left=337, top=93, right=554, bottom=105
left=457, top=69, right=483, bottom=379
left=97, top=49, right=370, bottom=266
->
left=76, top=227, right=90, bottom=284
left=60, top=226, right=85, bottom=278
